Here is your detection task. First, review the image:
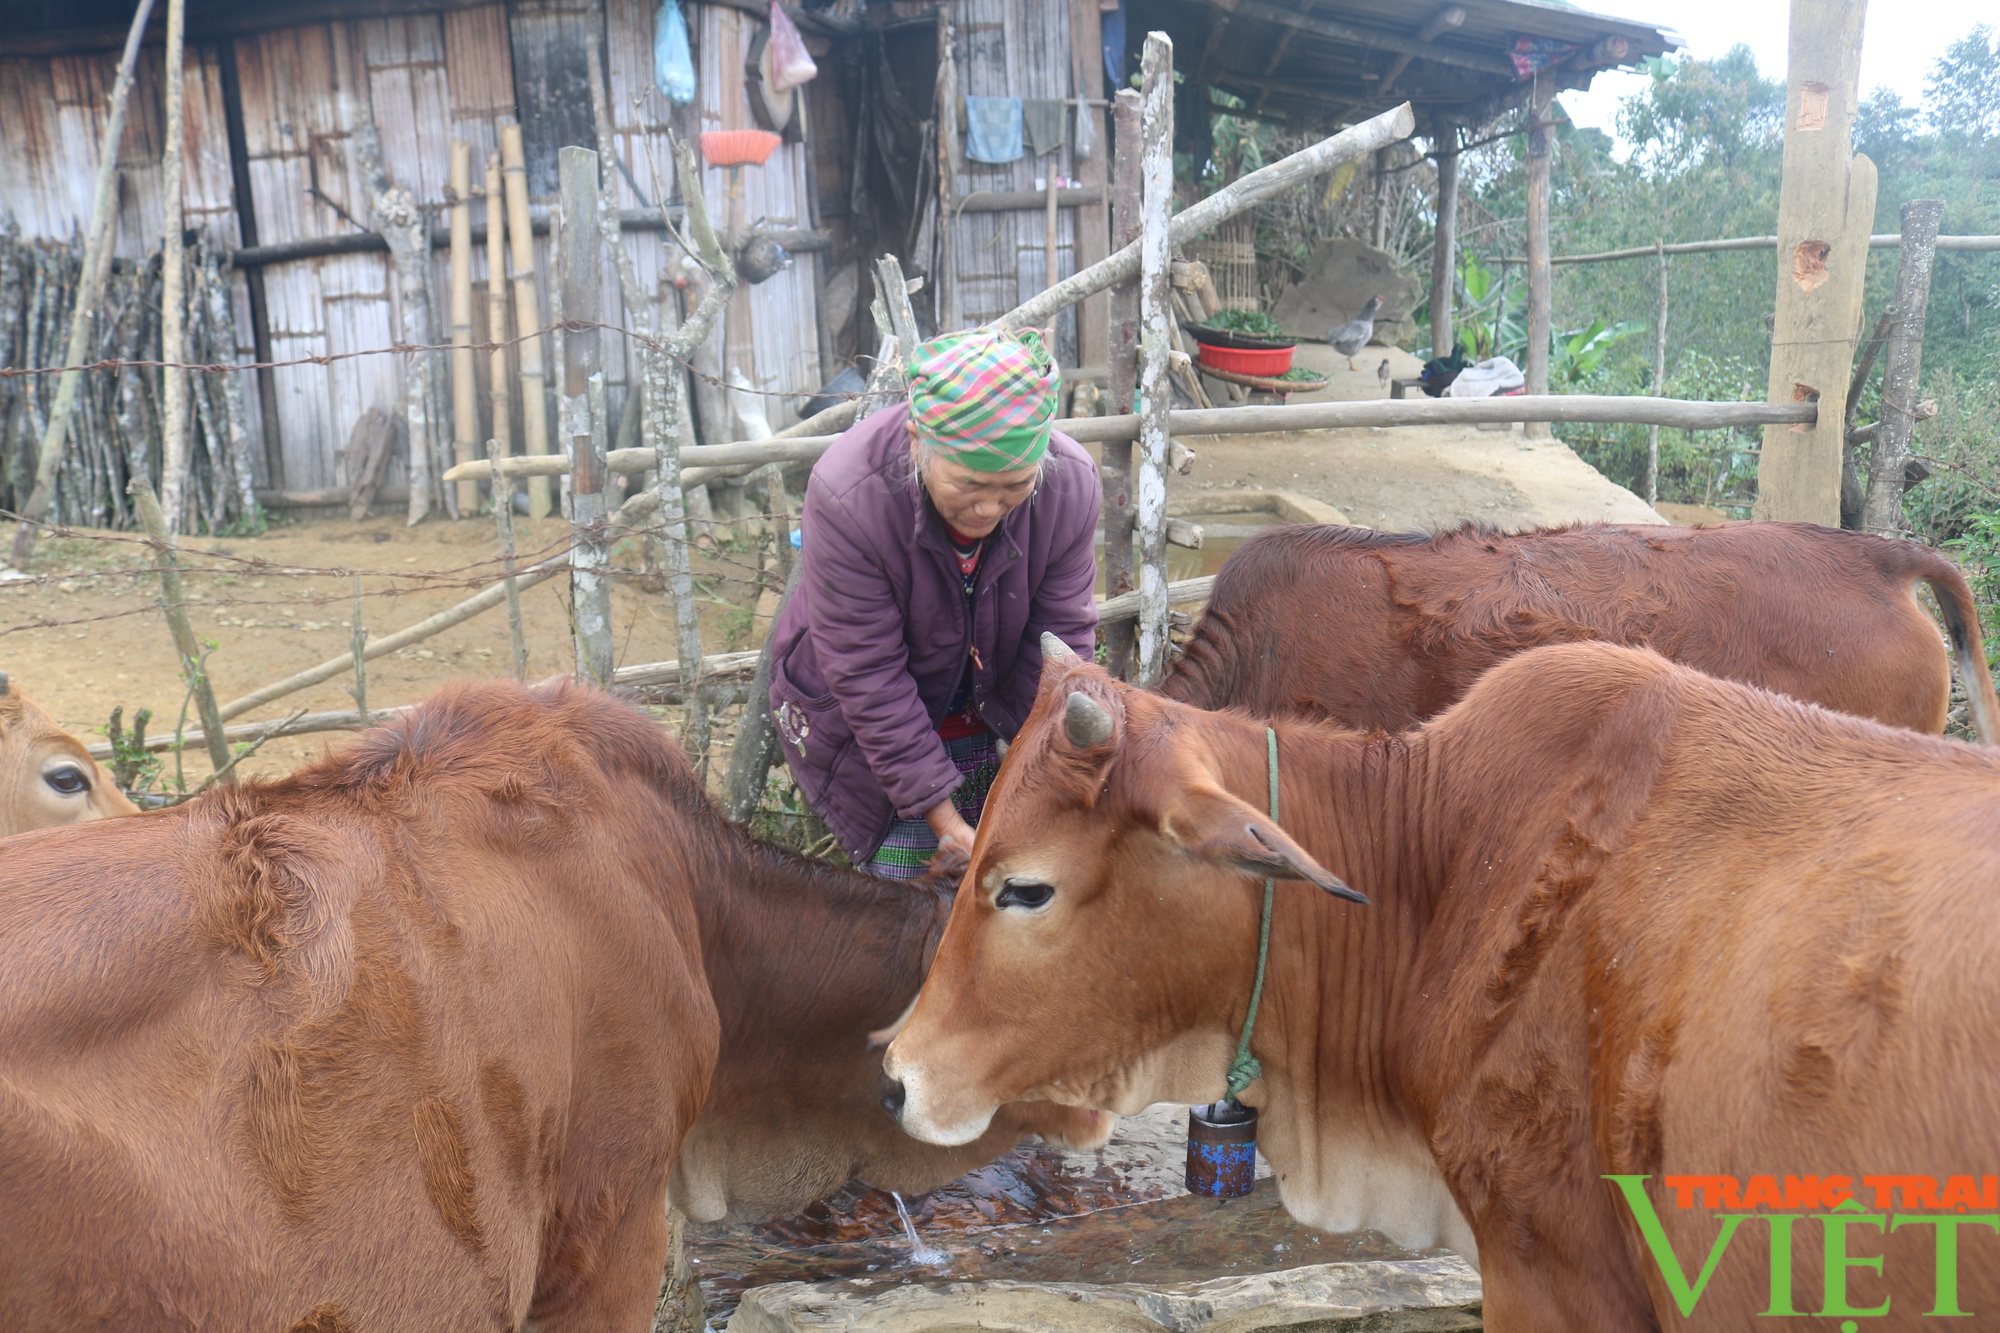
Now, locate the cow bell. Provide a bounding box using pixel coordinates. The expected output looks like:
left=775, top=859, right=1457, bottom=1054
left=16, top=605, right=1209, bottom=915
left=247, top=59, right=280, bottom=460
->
left=1186, top=1100, right=1258, bottom=1198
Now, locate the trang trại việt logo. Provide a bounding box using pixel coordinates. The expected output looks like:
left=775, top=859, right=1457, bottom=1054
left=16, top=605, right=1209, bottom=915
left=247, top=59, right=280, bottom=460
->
left=1606, top=1174, right=1999, bottom=1324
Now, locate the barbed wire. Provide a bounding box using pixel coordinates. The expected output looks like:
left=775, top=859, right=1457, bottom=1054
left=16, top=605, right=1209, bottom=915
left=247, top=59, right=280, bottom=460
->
left=0, top=508, right=794, bottom=637
left=0, top=317, right=865, bottom=403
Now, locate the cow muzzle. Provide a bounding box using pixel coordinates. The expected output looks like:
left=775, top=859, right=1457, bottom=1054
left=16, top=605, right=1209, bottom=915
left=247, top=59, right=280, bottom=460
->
left=879, top=1047, right=999, bottom=1147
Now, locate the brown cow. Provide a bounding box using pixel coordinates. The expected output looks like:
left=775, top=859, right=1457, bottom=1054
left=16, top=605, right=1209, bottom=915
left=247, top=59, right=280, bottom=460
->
left=0, top=672, right=136, bottom=834
left=1163, top=520, right=2000, bottom=743
left=885, top=637, right=2000, bottom=1330
left=0, top=679, right=1103, bottom=1331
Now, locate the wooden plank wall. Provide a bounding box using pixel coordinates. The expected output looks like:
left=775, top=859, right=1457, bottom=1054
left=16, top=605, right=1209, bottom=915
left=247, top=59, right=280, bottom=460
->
left=1, top=0, right=823, bottom=489
left=696, top=3, right=822, bottom=431
left=950, top=0, right=1080, bottom=365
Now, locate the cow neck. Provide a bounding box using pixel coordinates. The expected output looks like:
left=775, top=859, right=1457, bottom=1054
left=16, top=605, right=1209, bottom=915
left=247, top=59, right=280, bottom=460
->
left=687, top=831, right=941, bottom=1045
left=1207, top=716, right=1474, bottom=1250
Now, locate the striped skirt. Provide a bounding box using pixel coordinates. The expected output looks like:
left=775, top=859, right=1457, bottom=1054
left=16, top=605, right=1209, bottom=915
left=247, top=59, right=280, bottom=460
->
left=867, top=728, right=1003, bottom=879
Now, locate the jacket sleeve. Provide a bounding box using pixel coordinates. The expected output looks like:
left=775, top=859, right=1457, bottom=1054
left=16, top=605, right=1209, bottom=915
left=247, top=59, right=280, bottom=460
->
left=1014, top=456, right=1103, bottom=704
left=802, top=483, right=964, bottom=821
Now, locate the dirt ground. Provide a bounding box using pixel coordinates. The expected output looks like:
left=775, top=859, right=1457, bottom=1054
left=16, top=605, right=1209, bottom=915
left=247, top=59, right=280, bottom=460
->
left=0, top=509, right=776, bottom=788
left=5, top=350, right=1662, bottom=791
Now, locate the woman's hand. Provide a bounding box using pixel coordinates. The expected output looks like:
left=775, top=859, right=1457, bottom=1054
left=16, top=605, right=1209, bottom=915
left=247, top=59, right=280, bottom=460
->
left=924, top=798, right=979, bottom=855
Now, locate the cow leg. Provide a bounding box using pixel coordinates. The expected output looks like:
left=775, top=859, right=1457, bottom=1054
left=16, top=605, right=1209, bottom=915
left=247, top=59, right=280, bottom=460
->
left=530, top=1199, right=672, bottom=1333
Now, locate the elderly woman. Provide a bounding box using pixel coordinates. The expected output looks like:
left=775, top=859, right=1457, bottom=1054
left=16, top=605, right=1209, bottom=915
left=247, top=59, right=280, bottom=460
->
left=767, top=327, right=1101, bottom=876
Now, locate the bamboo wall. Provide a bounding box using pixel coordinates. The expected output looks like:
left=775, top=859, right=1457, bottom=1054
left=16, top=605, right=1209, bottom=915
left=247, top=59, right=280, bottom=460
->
left=0, top=0, right=824, bottom=512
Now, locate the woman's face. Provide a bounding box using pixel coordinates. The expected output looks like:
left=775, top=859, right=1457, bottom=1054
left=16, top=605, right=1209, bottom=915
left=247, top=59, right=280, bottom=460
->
left=909, top=424, right=1041, bottom=540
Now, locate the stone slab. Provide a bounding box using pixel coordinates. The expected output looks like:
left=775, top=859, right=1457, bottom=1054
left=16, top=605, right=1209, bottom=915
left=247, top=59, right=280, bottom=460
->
left=727, top=1256, right=1482, bottom=1333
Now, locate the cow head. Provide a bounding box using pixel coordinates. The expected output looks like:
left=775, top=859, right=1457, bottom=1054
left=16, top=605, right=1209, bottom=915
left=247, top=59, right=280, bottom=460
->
left=883, top=636, right=1363, bottom=1147
left=0, top=675, right=138, bottom=836
left=666, top=844, right=1113, bottom=1223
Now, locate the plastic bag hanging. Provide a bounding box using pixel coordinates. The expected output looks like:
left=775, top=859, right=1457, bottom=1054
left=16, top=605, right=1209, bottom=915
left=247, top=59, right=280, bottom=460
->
left=1072, top=96, right=1094, bottom=161
left=655, top=0, right=696, bottom=104
left=768, top=0, right=819, bottom=93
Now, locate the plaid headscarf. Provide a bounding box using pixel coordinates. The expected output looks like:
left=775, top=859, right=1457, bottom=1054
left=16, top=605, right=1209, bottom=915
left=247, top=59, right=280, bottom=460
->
left=906, top=327, right=1058, bottom=472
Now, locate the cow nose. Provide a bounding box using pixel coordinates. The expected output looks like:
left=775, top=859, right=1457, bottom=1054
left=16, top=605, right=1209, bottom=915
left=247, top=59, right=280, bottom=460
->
left=878, top=1074, right=907, bottom=1118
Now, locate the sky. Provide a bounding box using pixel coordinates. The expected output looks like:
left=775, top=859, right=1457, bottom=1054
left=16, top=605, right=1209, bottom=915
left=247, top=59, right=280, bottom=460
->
left=1558, top=0, right=1985, bottom=152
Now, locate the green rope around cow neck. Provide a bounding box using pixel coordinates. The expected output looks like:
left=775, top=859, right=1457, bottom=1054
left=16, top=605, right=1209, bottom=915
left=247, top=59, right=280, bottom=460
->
left=1223, top=726, right=1281, bottom=1106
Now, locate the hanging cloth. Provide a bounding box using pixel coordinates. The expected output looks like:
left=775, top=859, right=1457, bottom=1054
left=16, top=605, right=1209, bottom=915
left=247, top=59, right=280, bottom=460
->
left=1022, top=98, right=1066, bottom=156
left=964, top=96, right=1024, bottom=164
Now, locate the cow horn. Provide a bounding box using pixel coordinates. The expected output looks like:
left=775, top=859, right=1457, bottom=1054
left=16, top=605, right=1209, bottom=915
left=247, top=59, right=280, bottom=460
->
left=1041, top=631, right=1078, bottom=662
left=0, top=671, right=9, bottom=695
left=1064, top=690, right=1114, bottom=748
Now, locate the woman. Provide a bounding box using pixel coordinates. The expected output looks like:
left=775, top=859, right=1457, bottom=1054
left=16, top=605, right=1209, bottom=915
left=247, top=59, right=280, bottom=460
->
left=767, top=327, right=1101, bottom=876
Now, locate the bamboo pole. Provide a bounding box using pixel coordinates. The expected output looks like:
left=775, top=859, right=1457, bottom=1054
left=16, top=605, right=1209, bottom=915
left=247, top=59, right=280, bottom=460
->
left=1103, top=88, right=1142, bottom=680
left=159, top=0, right=191, bottom=533
left=450, top=395, right=1819, bottom=482
left=559, top=145, right=614, bottom=684
left=485, top=152, right=513, bottom=490
left=935, top=6, right=960, bottom=331
left=450, top=139, right=479, bottom=516
left=1044, top=172, right=1059, bottom=296
left=1003, top=101, right=1414, bottom=334
left=502, top=123, right=554, bottom=519
left=12, top=0, right=159, bottom=566
left=1862, top=199, right=1943, bottom=536
left=130, top=478, right=233, bottom=780
left=1647, top=238, right=1666, bottom=506
left=487, top=438, right=529, bottom=677
left=1134, top=33, right=1175, bottom=688
left=215, top=560, right=565, bottom=722
left=1498, top=233, right=2000, bottom=266
left=740, top=103, right=1416, bottom=455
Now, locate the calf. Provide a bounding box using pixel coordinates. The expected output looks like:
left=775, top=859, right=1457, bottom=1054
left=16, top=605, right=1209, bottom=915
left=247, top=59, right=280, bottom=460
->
left=1162, top=520, right=2000, bottom=742
left=0, top=672, right=136, bottom=834
left=0, top=679, right=1102, bottom=1331
left=886, top=637, right=2000, bottom=1330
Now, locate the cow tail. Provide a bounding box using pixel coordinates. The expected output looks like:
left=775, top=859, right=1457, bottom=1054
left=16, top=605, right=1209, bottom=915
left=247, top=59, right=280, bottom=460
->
left=1919, top=562, right=2000, bottom=746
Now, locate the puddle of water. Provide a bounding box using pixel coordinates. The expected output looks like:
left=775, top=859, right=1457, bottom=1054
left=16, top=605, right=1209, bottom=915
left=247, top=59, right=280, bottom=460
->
left=1094, top=510, right=1285, bottom=591
left=688, top=1119, right=1449, bottom=1324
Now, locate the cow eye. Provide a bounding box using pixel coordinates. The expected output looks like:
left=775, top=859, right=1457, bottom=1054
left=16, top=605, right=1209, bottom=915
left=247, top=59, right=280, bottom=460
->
left=44, top=766, right=89, bottom=796
left=995, top=880, right=1055, bottom=911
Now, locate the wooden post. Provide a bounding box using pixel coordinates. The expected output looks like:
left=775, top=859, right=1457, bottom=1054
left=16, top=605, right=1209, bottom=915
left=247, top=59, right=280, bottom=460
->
left=559, top=146, right=613, bottom=684
left=1523, top=70, right=1553, bottom=437
left=1044, top=172, right=1060, bottom=296
left=485, top=153, right=513, bottom=489
left=487, top=438, right=529, bottom=678
left=1103, top=89, right=1142, bottom=679
left=450, top=140, right=479, bottom=517
left=159, top=0, right=191, bottom=533
left=1429, top=128, right=1458, bottom=358
left=1135, top=33, right=1175, bottom=688
left=502, top=123, right=555, bottom=520
left=12, top=0, right=158, bottom=565
left=359, top=124, right=438, bottom=526
left=935, top=6, right=961, bottom=331
left=130, top=478, right=233, bottom=782
left=347, top=576, right=368, bottom=724
left=1069, top=0, right=1110, bottom=372
left=1371, top=147, right=1390, bottom=251
left=1647, top=238, right=1667, bottom=506
left=1754, top=0, right=1874, bottom=526
left=1862, top=199, right=1943, bottom=535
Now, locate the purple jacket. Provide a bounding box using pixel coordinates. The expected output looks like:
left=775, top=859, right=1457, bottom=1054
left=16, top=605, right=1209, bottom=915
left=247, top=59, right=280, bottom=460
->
left=767, top=402, right=1101, bottom=860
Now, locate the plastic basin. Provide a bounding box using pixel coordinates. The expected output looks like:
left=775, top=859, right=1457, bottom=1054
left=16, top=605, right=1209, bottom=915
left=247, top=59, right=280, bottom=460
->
left=1198, top=342, right=1296, bottom=376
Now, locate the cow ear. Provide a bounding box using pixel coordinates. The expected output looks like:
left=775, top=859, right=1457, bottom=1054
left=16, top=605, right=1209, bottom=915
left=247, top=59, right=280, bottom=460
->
left=1164, top=784, right=1368, bottom=904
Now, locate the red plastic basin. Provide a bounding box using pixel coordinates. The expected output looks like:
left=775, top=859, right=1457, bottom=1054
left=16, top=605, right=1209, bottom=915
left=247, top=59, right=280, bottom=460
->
left=1198, top=342, right=1296, bottom=377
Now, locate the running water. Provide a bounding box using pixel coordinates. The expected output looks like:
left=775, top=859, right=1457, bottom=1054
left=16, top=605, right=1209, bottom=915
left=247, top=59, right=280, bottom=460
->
left=891, top=1191, right=951, bottom=1268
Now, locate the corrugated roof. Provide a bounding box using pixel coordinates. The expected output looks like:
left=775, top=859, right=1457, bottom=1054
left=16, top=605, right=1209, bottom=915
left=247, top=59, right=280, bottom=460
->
left=1141, top=0, right=1682, bottom=132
